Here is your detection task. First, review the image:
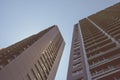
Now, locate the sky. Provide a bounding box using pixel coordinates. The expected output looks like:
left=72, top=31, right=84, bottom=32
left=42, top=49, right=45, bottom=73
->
left=0, top=0, right=120, bottom=80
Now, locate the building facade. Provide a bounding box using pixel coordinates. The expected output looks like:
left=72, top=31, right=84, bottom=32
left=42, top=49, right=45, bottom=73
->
left=67, top=2, right=120, bottom=80
left=0, top=25, right=65, bottom=80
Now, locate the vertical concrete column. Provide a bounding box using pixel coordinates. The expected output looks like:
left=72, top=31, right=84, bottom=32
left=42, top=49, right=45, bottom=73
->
left=78, top=23, right=92, bottom=80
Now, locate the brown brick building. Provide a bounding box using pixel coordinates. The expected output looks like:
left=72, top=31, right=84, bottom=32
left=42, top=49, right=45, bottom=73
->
left=0, top=25, right=65, bottom=80
left=67, top=2, right=120, bottom=80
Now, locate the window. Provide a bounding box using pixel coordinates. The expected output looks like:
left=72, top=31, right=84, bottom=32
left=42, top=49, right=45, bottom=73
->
left=37, top=60, right=47, bottom=79
left=43, top=52, right=51, bottom=70
left=31, top=69, right=38, bottom=80
left=40, top=56, right=49, bottom=75
left=73, top=63, right=81, bottom=69
left=77, top=78, right=84, bottom=80
left=73, top=54, right=81, bottom=60
left=72, top=68, right=83, bottom=76
left=73, top=57, right=81, bottom=62
left=26, top=74, right=31, bottom=80
left=74, top=48, right=80, bottom=52
left=35, top=64, right=43, bottom=80
left=45, top=50, right=52, bottom=67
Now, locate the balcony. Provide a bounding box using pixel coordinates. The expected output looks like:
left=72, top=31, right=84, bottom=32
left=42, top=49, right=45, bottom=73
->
left=86, top=38, right=110, bottom=50
left=90, top=53, right=120, bottom=69
left=87, top=42, right=115, bottom=55
left=109, top=28, right=120, bottom=36
left=73, top=57, right=81, bottom=62
left=92, top=65, right=120, bottom=79
left=74, top=46, right=80, bottom=51
left=85, top=35, right=107, bottom=47
left=108, top=21, right=120, bottom=28
left=106, top=20, right=120, bottom=31
left=88, top=47, right=119, bottom=60
left=118, top=39, right=120, bottom=43
left=83, top=31, right=101, bottom=41
left=73, top=59, right=81, bottom=66
left=84, top=33, right=104, bottom=44
left=74, top=44, right=80, bottom=48
left=107, top=25, right=120, bottom=33
left=73, top=63, right=81, bottom=69
left=74, top=41, right=80, bottom=45
left=113, top=77, right=120, bottom=80
left=72, top=68, right=83, bottom=77
left=73, top=54, right=81, bottom=60
left=114, top=33, right=120, bottom=39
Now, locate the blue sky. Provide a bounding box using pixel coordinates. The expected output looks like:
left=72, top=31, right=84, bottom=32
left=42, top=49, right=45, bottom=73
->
left=0, top=0, right=120, bottom=80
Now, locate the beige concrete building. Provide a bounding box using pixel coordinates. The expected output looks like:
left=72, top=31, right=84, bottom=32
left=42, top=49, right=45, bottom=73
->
left=67, top=2, right=120, bottom=80
left=0, top=25, right=65, bottom=80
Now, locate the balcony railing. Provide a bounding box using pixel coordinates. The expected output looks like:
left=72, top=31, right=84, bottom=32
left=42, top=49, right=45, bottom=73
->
left=86, top=38, right=110, bottom=50
left=90, top=53, right=120, bottom=69
left=85, top=35, right=107, bottom=47
left=87, top=42, right=114, bottom=54
left=72, top=68, right=83, bottom=76
left=73, top=63, right=81, bottom=69
left=107, top=25, right=120, bottom=34
left=106, top=20, right=120, bottom=31
left=110, top=28, right=120, bottom=36
left=84, top=33, right=104, bottom=44
left=92, top=65, right=120, bottom=79
left=113, top=77, right=120, bottom=80
left=107, top=23, right=120, bottom=31
left=114, top=33, right=120, bottom=38
left=88, top=47, right=119, bottom=60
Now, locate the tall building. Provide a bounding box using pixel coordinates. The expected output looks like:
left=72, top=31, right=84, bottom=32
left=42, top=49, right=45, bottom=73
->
left=67, top=2, right=120, bottom=80
left=0, top=25, right=65, bottom=80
